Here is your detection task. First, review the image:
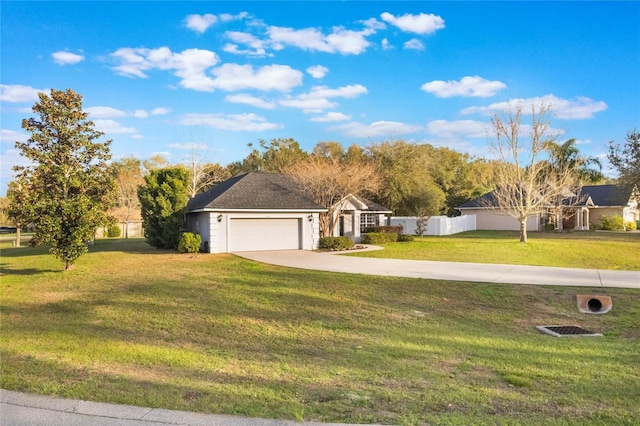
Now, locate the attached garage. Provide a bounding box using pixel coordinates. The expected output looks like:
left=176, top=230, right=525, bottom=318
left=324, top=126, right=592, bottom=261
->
left=229, top=218, right=301, bottom=251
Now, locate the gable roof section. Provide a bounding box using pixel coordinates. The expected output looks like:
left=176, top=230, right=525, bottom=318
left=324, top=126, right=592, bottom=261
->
left=578, top=184, right=634, bottom=206
left=457, top=184, right=637, bottom=209
left=187, top=172, right=326, bottom=212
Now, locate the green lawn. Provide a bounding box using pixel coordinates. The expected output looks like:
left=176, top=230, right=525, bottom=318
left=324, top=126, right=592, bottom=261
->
left=348, top=230, right=640, bottom=271
left=1, top=239, right=639, bottom=425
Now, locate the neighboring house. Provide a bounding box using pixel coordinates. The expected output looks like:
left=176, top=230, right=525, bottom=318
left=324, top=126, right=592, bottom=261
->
left=185, top=172, right=326, bottom=253
left=457, top=184, right=639, bottom=231
left=330, top=194, right=392, bottom=242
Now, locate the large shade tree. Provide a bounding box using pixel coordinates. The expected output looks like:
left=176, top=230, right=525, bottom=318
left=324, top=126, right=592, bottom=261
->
left=12, top=88, right=115, bottom=270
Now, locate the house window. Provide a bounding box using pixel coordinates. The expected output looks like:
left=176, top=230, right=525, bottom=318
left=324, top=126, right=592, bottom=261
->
left=360, top=213, right=378, bottom=233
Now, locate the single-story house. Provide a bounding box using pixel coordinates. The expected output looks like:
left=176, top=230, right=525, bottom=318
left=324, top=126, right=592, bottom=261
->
left=456, top=184, right=639, bottom=231
left=185, top=172, right=393, bottom=253
left=185, top=172, right=326, bottom=253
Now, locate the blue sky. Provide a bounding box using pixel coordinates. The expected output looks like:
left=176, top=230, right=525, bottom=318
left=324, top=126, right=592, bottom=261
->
left=1, top=1, right=639, bottom=195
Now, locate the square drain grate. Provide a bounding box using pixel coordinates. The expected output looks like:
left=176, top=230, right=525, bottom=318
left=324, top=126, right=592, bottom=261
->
left=537, top=325, right=602, bottom=337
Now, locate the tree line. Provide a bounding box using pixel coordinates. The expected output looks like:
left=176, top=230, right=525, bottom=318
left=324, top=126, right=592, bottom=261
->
left=2, top=88, right=638, bottom=268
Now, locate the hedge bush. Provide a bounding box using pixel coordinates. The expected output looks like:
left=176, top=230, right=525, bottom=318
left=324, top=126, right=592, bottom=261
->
left=318, top=236, right=354, bottom=250
left=600, top=214, right=624, bottom=231
left=624, top=221, right=637, bottom=231
left=397, top=234, right=415, bottom=242
left=105, top=223, right=121, bottom=238
left=178, top=232, right=202, bottom=253
left=361, top=232, right=398, bottom=244
left=363, top=225, right=403, bottom=235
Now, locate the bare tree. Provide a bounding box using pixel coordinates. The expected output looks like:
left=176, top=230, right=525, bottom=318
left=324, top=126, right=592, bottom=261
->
left=184, top=147, right=230, bottom=197
left=285, top=157, right=381, bottom=237
left=111, top=158, right=144, bottom=239
left=489, top=104, right=579, bottom=242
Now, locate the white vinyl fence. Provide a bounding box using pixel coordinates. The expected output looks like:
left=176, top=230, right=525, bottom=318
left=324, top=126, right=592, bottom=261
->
left=389, top=215, right=476, bottom=236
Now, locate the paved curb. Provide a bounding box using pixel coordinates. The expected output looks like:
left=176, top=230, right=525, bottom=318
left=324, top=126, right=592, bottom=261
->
left=1, top=389, right=369, bottom=426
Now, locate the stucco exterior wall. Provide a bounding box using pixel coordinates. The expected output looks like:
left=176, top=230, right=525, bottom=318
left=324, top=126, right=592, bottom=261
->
left=459, top=209, right=539, bottom=231
left=588, top=207, right=635, bottom=227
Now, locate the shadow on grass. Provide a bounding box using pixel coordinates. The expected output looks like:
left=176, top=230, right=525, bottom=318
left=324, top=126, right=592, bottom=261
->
left=0, top=263, right=59, bottom=275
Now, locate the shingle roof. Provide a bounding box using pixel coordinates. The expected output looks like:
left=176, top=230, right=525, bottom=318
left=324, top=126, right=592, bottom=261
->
left=186, top=172, right=326, bottom=211
left=457, top=184, right=635, bottom=209
left=361, top=198, right=393, bottom=213
left=457, top=191, right=499, bottom=208
left=578, top=184, right=633, bottom=206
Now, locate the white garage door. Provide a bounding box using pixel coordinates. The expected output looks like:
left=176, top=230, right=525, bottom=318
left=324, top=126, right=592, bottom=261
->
left=229, top=218, right=301, bottom=252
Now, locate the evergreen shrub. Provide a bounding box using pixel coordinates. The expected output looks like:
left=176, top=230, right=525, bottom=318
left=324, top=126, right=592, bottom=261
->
left=361, top=232, right=398, bottom=244
left=318, top=236, right=354, bottom=250
left=600, top=214, right=624, bottom=231
left=178, top=232, right=202, bottom=253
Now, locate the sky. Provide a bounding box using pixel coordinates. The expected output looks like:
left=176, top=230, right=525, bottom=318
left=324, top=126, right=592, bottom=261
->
left=1, top=1, right=639, bottom=196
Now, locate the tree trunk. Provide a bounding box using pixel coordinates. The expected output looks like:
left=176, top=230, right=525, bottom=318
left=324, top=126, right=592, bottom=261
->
left=15, top=226, right=21, bottom=247
left=519, top=219, right=528, bottom=242
left=65, top=261, right=75, bottom=271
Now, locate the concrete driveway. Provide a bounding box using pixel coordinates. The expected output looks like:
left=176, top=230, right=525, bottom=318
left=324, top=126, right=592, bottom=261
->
left=235, top=247, right=640, bottom=289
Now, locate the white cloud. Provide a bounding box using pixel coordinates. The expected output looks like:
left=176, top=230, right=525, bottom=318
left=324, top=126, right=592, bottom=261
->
left=1, top=129, right=29, bottom=144
left=211, top=63, right=303, bottom=92
left=111, top=47, right=220, bottom=92
left=311, top=112, right=351, bottom=122
left=425, top=120, right=492, bottom=139
left=267, top=25, right=372, bottom=55
left=132, top=107, right=170, bottom=118
left=52, top=51, right=85, bottom=65
left=86, top=106, right=127, bottom=118
left=280, top=97, right=337, bottom=112
left=329, top=120, right=423, bottom=138
left=361, top=17, right=386, bottom=32
left=380, top=12, right=445, bottom=35
left=279, top=84, right=368, bottom=113
left=404, top=39, right=425, bottom=50
left=185, top=14, right=218, bottom=33
left=87, top=106, right=169, bottom=119
left=151, top=107, right=170, bottom=115
left=307, top=65, right=329, bottom=79
left=225, top=93, right=276, bottom=109
left=0, top=84, right=43, bottom=103
left=180, top=113, right=282, bottom=132
left=93, top=119, right=137, bottom=134
left=223, top=31, right=268, bottom=56
left=422, top=76, right=507, bottom=98
left=461, top=94, right=608, bottom=119
left=381, top=38, right=393, bottom=50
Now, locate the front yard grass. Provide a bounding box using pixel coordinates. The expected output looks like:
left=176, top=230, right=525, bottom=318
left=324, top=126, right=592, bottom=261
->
left=1, top=238, right=639, bottom=425
left=348, top=230, right=640, bottom=270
